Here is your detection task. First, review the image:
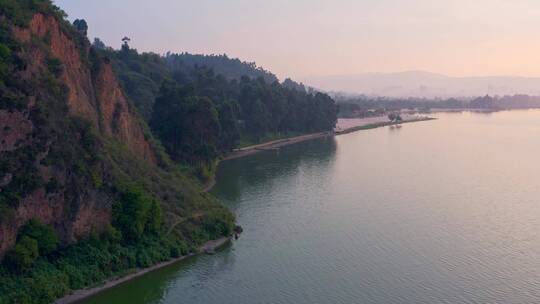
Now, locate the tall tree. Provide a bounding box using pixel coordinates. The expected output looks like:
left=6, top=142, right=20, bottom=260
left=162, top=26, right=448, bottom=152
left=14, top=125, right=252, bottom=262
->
left=72, top=19, right=88, bottom=36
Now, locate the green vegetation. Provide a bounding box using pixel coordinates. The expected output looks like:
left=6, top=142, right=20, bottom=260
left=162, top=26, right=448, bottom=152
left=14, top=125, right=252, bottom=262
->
left=96, top=41, right=337, bottom=173
left=4, top=236, right=39, bottom=273
left=0, top=232, right=188, bottom=304
left=4, top=220, right=58, bottom=272
left=0, top=181, right=233, bottom=304
left=18, top=220, right=59, bottom=256
left=0, top=0, right=66, bottom=26
left=149, top=70, right=337, bottom=178
left=151, top=81, right=222, bottom=164
left=72, top=18, right=88, bottom=36
left=0, top=0, right=99, bottom=213
left=164, top=52, right=278, bottom=84
left=336, top=94, right=540, bottom=117
left=0, top=1, right=235, bottom=302
left=112, top=185, right=163, bottom=242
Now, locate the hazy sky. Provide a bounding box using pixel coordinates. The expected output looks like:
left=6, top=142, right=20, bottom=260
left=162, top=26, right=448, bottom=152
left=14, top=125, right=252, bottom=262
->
left=54, top=0, right=540, bottom=80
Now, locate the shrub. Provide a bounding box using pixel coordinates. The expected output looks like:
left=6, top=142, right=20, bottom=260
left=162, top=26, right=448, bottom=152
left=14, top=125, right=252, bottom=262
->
left=5, top=236, right=39, bottom=272
left=19, top=219, right=59, bottom=256
left=201, top=209, right=235, bottom=239
left=145, top=200, right=163, bottom=235
left=46, top=57, right=62, bottom=77
left=113, top=185, right=163, bottom=242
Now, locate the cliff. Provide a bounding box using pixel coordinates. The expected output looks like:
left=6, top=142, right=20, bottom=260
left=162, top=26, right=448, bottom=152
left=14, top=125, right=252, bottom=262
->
left=13, top=13, right=156, bottom=162
left=0, top=11, right=156, bottom=256
left=0, top=3, right=236, bottom=302
left=0, top=5, right=229, bottom=258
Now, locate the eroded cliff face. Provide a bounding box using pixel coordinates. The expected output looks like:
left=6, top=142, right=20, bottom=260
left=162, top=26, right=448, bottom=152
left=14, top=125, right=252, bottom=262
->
left=0, top=106, right=112, bottom=255
left=0, top=13, right=156, bottom=255
left=93, top=60, right=156, bottom=162
left=14, top=13, right=155, bottom=162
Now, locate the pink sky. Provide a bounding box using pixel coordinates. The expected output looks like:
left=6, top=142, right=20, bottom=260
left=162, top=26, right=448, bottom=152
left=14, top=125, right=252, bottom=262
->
left=55, top=0, right=540, bottom=80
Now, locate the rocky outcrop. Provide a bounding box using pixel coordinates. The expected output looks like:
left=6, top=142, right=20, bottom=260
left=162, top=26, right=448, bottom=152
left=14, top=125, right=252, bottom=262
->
left=0, top=187, right=112, bottom=255
left=93, top=60, right=155, bottom=162
left=13, top=13, right=155, bottom=162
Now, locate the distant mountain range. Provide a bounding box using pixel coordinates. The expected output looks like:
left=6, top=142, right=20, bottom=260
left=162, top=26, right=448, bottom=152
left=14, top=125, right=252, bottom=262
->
left=302, top=71, right=540, bottom=98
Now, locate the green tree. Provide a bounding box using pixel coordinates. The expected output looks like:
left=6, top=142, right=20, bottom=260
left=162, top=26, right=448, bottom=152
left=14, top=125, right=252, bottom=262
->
left=113, top=185, right=162, bottom=242
left=121, top=36, right=131, bottom=51
left=217, top=100, right=241, bottom=152
left=92, top=38, right=106, bottom=50
left=146, top=200, right=163, bottom=235
left=5, top=236, right=39, bottom=272
left=150, top=80, right=190, bottom=160
left=72, top=19, right=88, bottom=36
left=19, top=219, right=59, bottom=255
left=388, top=113, right=402, bottom=123
left=183, top=96, right=221, bottom=162
left=151, top=82, right=221, bottom=164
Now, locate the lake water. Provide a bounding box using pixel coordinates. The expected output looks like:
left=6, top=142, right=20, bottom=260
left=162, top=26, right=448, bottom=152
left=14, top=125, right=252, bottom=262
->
left=81, top=110, right=540, bottom=304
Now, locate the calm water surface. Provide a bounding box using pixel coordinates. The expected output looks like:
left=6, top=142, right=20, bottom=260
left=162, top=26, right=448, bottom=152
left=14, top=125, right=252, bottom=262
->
left=82, top=111, right=540, bottom=304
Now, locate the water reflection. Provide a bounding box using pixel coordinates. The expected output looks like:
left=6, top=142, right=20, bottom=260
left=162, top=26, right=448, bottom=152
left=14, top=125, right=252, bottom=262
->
left=388, top=124, right=402, bottom=132
left=212, top=136, right=337, bottom=205
left=81, top=136, right=337, bottom=304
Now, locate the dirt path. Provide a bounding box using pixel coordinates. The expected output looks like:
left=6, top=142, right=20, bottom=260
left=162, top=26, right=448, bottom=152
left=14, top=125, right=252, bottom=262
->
left=222, top=131, right=334, bottom=161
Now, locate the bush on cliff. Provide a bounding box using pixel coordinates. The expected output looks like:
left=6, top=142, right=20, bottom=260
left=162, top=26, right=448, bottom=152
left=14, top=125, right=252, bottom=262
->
left=4, top=236, right=39, bottom=272
left=112, top=185, right=163, bottom=243
left=4, top=220, right=59, bottom=272
left=19, top=219, right=59, bottom=256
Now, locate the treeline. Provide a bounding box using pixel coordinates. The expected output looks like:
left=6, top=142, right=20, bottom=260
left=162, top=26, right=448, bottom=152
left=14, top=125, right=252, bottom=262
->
left=469, top=94, right=540, bottom=109
left=336, top=94, right=540, bottom=117
left=335, top=96, right=463, bottom=117
left=164, top=52, right=278, bottom=84
left=97, top=40, right=337, bottom=171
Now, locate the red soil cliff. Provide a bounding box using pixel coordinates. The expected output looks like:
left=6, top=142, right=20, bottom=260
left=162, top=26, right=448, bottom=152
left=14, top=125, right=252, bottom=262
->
left=0, top=13, right=157, bottom=255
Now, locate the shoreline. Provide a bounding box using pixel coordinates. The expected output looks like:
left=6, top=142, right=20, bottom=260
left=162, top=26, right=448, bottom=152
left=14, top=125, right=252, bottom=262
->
left=59, top=115, right=436, bottom=302
left=223, top=131, right=334, bottom=161
left=203, top=116, right=435, bottom=193
left=202, top=131, right=334, bottom=193
left=55, top=237, right=232, bottom=304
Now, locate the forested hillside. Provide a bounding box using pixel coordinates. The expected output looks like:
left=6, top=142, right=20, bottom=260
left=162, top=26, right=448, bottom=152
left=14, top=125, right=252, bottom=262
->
left=96, top=40, right=337, bottom=179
